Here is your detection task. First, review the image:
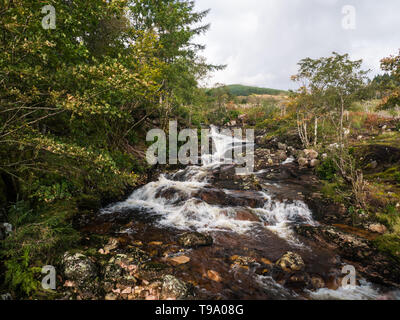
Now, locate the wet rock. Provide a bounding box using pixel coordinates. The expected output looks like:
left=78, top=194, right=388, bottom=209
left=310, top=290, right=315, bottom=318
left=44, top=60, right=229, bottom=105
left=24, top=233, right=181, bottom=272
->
left=138, top=262, right=172, bottom=281
left=310, top=275, right=326, bottom=290
left=207, top=270, right=222, bottom=282
left=169, top=255, right=190, bottom=266
left=298, top=157, right=308, bottom=168
left=61, top=252, right=97, bottom=284
left=285, top=271, right=311, bottom=290
left=161, top=275, right=193, bottom=300
left=294, top=225, right=400, bottom=286
left=197, top=189, right=227, bottom=205
left=230, top=255, right=257, bottom=268
left=276, top=252, right=305, bottom=272
left=234, top=210, right=260, bottom=222
left=177, top=232, right=213, bottom=248
left=156, top=187, right=189, bottom=204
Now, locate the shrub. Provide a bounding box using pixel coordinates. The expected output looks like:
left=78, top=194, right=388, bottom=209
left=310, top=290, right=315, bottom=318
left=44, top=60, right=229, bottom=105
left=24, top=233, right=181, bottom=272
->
left=316, top=158, right=337, bottom=181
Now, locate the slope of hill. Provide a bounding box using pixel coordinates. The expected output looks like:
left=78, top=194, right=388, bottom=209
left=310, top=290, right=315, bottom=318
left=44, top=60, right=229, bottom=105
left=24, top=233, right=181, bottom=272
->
left=225, top=84, right=286, bottom=96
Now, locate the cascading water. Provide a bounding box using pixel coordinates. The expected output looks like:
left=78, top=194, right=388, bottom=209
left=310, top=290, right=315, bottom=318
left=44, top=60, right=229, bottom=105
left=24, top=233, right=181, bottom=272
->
left=100, top=127, right=392, bottom=300
left=101, top=126, right=314, bottom=241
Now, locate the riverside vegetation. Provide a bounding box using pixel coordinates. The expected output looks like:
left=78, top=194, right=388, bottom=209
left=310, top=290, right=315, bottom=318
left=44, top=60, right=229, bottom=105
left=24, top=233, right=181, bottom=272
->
left=1, top=0, right=400, bottom=300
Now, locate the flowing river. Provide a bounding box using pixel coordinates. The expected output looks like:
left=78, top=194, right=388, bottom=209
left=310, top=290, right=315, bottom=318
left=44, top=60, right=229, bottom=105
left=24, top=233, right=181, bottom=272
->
left=95, top=127, right=400, bottom=300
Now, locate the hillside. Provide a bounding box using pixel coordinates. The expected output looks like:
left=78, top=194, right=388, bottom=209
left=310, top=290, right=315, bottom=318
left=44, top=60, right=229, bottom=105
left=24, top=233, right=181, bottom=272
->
left=210, top=84, right=287, bottom=97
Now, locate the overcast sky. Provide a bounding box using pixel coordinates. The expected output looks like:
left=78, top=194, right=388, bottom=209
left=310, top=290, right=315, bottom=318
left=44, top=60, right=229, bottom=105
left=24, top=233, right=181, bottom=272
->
left=194, top=0, right=400, bottom=90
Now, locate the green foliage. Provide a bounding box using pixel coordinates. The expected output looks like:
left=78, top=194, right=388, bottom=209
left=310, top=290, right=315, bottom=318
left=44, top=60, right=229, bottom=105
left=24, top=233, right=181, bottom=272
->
left=317, top=158, right=337, bottom=181
left=379, top=50, right=400, bottom=111
left=1, top=200, right=81, bottom=296
left=0, top=0, right=219, bottom=299
left=4, top=249, right=41, bottom=296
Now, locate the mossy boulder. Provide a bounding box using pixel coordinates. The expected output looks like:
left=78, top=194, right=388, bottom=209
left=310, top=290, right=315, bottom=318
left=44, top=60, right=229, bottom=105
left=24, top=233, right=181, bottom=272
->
left=160, top=275, right=193, bottom=300
left=275, top=251, right=305, bottom=272
left=61, top=252, right=97, bottom=284
left=177, top=232, right=213, bottom=248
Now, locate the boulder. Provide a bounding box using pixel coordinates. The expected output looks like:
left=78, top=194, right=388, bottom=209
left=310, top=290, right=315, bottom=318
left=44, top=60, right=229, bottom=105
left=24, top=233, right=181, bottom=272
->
left=235, top=210, right=260, bottom=222
left=177, top=232, right=213, bottom=248
left=61, top=252, right=97, bottom=284
left=160, top=275, right=193, bottom=300
left=275, top=252, right=305, bottom=272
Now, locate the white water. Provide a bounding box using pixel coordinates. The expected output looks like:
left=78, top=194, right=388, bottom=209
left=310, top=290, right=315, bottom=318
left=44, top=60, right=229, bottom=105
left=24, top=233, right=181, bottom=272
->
left=308, top=280, right=400, bottom=300
left=102, top=127, right=316, bottom=241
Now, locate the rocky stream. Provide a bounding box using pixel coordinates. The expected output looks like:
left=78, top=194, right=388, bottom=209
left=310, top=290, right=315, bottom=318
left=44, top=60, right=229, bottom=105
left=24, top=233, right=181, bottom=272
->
left=62, top=127, right=400, bottom=300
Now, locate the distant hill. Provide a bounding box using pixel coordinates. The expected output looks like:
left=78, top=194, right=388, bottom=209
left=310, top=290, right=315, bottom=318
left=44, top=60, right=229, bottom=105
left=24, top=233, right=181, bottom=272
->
left=224, top=84, right=286, bottom=97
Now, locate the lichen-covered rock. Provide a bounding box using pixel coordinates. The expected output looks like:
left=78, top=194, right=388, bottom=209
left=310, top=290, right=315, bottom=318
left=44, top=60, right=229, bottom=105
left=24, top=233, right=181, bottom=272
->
left=160, top=275, right=193, bottom=300
left=276, top=252, right=305, bottom=272
left=177, top=232, right=213, bottom=248
left=61, top=252, right=97, bottom=284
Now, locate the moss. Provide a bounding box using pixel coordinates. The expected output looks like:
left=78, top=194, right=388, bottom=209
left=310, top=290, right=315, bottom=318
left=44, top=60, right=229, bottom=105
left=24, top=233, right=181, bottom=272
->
left=373, top=234, right=400, bottom=262
left=320, top=180, right=349, bottom=204
left=367, top=166, right=400, bottom=183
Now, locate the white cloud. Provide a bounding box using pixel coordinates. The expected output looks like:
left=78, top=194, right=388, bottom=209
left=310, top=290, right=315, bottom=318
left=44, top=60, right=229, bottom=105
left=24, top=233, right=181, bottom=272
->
left=195, top=0, right=400, bottom=90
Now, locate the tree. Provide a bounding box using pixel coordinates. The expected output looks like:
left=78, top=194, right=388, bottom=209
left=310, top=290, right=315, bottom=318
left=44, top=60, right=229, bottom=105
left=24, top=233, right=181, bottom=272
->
left=292, top=52, right=370, bottom=148
left=0, top=0, right=164, bottom=187
left=130, top=0, right=225, bottom=128
left=292, top=52, right=370, bottom=208
left=379, top=50, right=400, bottom=112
